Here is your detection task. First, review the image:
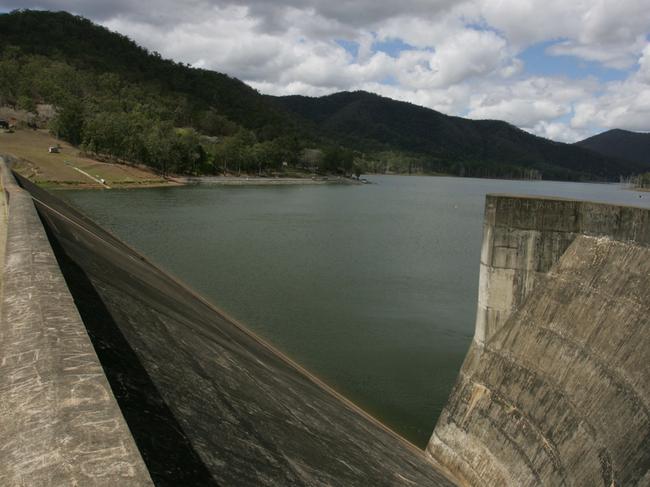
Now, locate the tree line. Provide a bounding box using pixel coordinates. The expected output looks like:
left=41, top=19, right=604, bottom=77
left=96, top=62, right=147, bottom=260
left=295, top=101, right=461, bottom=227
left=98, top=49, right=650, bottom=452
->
left=0, top=44, right=364, bottom=177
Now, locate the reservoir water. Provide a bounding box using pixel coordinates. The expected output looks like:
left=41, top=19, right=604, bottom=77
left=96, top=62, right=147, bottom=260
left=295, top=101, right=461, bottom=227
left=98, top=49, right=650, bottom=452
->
left=60, top=176, right=650, bottom=447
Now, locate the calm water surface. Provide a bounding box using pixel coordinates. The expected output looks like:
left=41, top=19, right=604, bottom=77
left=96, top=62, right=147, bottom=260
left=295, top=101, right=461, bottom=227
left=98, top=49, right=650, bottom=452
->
left=60, top=176, right=650, bottom=447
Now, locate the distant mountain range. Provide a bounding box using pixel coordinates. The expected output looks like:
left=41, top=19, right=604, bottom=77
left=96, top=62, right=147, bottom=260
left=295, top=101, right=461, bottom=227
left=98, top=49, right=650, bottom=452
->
left=275, top=91, right=645, bottom=180
left=575, top=129, right=650, bottom=170
left=0, top=9, right=646, bottom=181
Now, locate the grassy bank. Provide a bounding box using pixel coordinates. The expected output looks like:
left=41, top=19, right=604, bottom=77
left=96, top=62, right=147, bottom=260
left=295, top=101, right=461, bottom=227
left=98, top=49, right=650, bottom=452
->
left=0, top=129, right=176, bottom=189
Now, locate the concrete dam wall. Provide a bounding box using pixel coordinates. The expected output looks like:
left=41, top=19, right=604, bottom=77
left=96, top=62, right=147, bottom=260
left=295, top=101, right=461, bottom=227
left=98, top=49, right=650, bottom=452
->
left=1, top=157, right=649, bottom=486
left=427, top=195, right=650, bottom=486
left=0, top=160, right=454, bottom=486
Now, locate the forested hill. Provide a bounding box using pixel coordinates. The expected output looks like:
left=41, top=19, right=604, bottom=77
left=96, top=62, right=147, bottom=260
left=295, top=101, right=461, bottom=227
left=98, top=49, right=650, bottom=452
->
left=276, top=91, right=643, bottom=180
left=0, top=9, right=293, bottom=134
left=0, top=9, right=643, bottom=181
left=0, top=10, right=305, bottom=176
left=575, top=129, right=650, bottom=169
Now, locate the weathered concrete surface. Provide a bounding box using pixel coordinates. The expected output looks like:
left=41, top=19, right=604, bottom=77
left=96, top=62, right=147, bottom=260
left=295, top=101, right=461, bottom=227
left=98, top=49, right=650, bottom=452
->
left=428, top=195, right=650, bottom=486
left=474, top=194, right=650, bottom=346
left=0, top=159, right=153, bottom=485
left=17, top=174, right=454, bottom=485
left=0, top=163, right=7, bottom=313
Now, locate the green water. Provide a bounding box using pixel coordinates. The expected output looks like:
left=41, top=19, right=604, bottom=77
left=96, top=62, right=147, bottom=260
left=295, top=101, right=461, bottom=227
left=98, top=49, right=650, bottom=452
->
left=60, top=176, right=650, bottom=447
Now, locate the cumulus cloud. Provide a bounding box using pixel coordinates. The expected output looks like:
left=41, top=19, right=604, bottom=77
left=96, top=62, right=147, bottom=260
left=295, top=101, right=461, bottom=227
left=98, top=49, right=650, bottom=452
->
left=572, top=45, right=650, bottom=133
left=394, top=29, right=511, bottom=89
left=477, top=0, right=650, bottom=65
left=466, top=77, right=594, bottom=130
left=528, top=121, right=588, bottom=143
left=2, top=0, right=649, bottom=139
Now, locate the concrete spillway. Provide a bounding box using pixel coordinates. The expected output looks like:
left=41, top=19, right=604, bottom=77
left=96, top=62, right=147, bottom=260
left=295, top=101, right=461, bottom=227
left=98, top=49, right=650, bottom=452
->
left=0, top=163, right=454, bottom=485
left=427, top=195, right=650, bottom=486
left=1, top=159, right=649, bottom=486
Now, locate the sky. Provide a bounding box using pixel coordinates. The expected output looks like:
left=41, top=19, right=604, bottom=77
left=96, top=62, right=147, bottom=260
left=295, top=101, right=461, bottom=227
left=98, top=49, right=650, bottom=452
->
left=2, top=0, right=649, bottom=142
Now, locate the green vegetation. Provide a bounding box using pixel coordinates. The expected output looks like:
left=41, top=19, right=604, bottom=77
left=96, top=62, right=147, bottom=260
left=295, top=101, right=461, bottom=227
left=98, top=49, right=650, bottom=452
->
left=575, top=129, right=650, bottom=170
left=0, top=9, right=644, bottom=181
left=277, top=91, right=645, bottom=181
left=630, top=173, right=650, bottom=189
left=0, top=10, right=312, bottom=177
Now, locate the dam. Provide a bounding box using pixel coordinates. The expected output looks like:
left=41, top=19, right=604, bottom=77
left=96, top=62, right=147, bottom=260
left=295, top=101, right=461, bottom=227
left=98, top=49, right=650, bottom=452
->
left=427, top=195, right=650, bottom=485
left=0, top=156, right=648, bottom=485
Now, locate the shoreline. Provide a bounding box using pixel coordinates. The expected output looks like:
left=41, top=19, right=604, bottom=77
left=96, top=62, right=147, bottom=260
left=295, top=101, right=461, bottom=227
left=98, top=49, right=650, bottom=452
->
left=44, top=180, right=183, bottom=190
left=38, top=175, right=363, bottom=190
left=169, top=175, right=362, bottom=186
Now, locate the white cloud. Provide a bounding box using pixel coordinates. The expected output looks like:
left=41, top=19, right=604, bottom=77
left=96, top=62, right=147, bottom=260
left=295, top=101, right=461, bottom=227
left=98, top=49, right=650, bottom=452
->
left=529, top=121, right=588, bottom=143
left=571, top=49, right=650, bottom=133
left=466, top=77, right=593, bottom=126
left=547, top=36, right=648, bottom=70
left=358, top=82, right=472, bottom=115
left=5, top=0, right=650, bottom=139
left=470, top=98, right=568, bottom=127
left=477, top=0, right=650, bottom=68
left=394, top=29, right=510, bottom=89
left=637, top=43, right=650, bottom=83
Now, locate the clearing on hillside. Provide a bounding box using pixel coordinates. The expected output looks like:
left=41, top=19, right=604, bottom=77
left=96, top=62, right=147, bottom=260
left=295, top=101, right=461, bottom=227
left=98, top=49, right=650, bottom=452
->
left=0, top=129, right=176, bottom=189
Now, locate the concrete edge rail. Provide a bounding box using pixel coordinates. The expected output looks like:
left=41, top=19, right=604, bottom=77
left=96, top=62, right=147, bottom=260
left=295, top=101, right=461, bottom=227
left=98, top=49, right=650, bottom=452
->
left=0, top=158, right=152, bottom=486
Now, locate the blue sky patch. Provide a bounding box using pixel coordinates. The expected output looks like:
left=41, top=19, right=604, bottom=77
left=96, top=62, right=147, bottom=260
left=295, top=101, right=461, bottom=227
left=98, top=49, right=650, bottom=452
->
left=520, top=41, right=628, bottom=82
left=336, top=39, right=359, bottom=58
left=336, top=37, right=418, bottom=61
left=379, top=75, right=398, bottom=86
left=372, top=38, right=417, bottom=58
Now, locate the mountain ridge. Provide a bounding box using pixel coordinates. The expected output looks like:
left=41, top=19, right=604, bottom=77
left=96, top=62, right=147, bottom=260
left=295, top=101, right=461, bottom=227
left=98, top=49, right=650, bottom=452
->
left=275, top=91, right=643, bottom=180
left=0, top=9, right=643, bottom=181
left=575, top=129, right=650, bottom=169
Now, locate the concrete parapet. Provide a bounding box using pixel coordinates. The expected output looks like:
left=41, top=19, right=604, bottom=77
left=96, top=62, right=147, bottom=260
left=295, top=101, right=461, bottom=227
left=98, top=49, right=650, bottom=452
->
left=0, top=159, right=152, bottom=486
left=429, top=194, right=650, bottom=486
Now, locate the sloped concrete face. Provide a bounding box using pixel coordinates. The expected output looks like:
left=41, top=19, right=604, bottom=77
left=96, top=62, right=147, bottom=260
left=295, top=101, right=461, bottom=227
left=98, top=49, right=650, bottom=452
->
left=428, top=195, right=650, bottom=486
left=0, top=161, right=152, bottom=486
left=17, top=175, right=454, bottom=485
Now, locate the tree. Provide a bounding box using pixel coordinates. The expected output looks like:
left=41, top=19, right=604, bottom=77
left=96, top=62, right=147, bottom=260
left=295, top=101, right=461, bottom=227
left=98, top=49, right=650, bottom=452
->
left=16, top=94, right=36, bottom=112
left=143, top=121, right=175, bottom=175
left=197, top=109, right=238, bottom=136
left=321, top=146, right=354, bottom=175
left=50, top=98, right=85, bottom=145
